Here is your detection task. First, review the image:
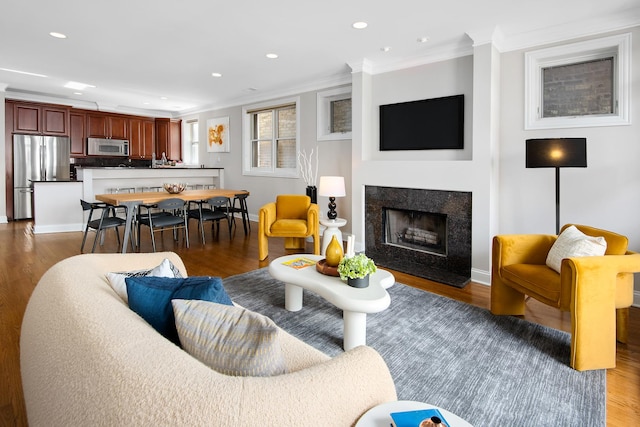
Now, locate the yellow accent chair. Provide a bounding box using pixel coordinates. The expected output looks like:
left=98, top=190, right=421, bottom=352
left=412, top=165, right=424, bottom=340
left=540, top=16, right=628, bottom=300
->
left=258, top=195, right=320, bottom=261
left=491, top=224, right=640, bottom=371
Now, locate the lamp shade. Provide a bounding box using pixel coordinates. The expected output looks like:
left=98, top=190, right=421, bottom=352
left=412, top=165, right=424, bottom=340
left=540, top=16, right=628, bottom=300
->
left=526, top=138, right=587, bottom=168
left=318, top=176, right=346, bottom=197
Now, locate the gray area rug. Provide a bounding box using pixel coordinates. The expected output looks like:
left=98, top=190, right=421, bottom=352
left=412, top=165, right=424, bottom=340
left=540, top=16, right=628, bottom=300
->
left=223, top=268, right=605, bottom=427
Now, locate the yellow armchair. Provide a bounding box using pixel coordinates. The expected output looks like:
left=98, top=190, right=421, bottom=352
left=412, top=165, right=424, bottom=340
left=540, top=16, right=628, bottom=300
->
left=491, top=224, right=640, bottom=371
left=258, top=195, right=319, bottom=261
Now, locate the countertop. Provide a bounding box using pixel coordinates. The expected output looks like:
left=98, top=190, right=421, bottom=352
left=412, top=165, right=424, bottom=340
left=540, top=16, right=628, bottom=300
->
left=75, top=166, right=223, bottom=170
left=30, top=179, right=81, bottom=183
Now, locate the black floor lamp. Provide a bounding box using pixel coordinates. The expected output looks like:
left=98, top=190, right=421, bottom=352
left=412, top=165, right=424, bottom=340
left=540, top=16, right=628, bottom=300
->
left=525, top=138, right=587, bottom=234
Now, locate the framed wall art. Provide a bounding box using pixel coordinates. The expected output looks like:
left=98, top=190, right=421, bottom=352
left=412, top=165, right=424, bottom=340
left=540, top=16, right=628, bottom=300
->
left=207, top=116, right=230, bottom=152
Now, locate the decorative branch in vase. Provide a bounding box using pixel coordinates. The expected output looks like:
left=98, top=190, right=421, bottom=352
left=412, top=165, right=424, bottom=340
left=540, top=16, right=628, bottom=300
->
left=298, top=147, right=319, bottom=203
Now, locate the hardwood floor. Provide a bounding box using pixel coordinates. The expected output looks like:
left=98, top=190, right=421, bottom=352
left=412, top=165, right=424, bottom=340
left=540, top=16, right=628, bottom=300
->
left=1, top=220, right=638, bottom=426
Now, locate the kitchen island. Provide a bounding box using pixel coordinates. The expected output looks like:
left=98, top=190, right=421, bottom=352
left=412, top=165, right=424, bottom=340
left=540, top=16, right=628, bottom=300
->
left=32, top=180, right=84, bottom=234
left=30, top=167, right=224, bottom=234
left=77, top=167, right=224, bottom=202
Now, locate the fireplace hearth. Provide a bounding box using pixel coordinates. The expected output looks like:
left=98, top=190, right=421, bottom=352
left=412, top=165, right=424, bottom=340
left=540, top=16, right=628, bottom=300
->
left=365, top=186, right=471, bottom=288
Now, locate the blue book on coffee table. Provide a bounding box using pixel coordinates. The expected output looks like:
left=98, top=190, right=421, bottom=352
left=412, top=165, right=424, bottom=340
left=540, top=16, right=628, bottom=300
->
left=390, top=408, right=449, bottom=427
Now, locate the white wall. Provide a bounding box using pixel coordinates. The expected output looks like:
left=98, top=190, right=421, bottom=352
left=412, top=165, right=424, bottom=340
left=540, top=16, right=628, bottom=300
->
left=350, top=55, right=497, bottom=284
left=187, top=88, right=353, bottom=233
left=499, top=27, right=640, bottom=243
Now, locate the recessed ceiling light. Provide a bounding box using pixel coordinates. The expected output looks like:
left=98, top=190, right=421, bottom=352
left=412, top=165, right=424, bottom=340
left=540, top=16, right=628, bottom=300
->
left=0, top=68, right=47, bottom=78
left=64, top=81, right=95, bottom=90
left=143, top=102, right=150, bottom=105
left=381, top=46, right=391, bottom=52
left=266, top=53, right=278, bottom=59
left=73, top=92, right=82, bottom=95
left=211, top=72, right=223, bottom=77
left=160, top=96, right=168, bottom=100
left=246, top=87, right=258, bottom=92
left=417, top=36, right=430, bottom=43
left=352, top=21, right=368, bottom=29
left=49, top=32, right=67, bottom=39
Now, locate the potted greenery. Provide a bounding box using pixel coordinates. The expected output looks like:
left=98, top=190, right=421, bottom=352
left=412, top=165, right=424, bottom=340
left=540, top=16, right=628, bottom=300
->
left=337, top=253, right=377, bottom=288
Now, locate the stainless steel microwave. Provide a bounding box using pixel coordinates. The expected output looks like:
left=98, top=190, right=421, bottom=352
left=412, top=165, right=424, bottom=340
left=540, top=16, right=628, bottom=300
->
left=87, top=138, right=129, bottom=157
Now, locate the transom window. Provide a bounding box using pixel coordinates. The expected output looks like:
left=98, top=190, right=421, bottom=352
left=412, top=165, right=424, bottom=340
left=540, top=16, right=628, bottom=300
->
left=524, top=32, right=630, bottom=130
left=243, top=97, right=300, bottom=177
left=317, top=86, right=352, bottom=140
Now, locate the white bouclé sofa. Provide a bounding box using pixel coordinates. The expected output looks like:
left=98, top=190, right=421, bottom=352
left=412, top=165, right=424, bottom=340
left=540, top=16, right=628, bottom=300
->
left=21, top=252, right=397, bottom=426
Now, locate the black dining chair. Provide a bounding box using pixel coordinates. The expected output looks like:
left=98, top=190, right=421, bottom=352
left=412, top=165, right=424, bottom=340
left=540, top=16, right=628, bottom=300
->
left=188, top=196, right=232, bottom=244
left=137, top=198, right=189, bottom=252
left=80, top=200, right=130, bottom=253
left=229, top=192, right=250, bottom=235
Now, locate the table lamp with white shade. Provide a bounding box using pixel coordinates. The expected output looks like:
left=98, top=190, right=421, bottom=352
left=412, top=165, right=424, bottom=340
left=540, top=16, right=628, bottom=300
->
left=318, top=176, right=346, bottom=220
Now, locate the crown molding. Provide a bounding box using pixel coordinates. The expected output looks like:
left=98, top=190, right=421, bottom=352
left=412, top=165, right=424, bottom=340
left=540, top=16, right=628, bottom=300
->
left=499, top=12, right=640, bottom=52
left=179, top=72, right=353, bottom=116
left=368, top=42, right=474, bottom=76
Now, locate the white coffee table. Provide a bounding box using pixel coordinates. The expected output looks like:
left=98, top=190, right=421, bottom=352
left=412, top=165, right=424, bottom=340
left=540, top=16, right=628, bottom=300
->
left=269, top=254, right=394, bottom=351
left=356, top=400, right=473, bottom=427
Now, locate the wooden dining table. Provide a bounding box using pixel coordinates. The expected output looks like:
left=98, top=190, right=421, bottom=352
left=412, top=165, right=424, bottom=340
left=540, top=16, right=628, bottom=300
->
left=95, top=189, right=249, bottom=253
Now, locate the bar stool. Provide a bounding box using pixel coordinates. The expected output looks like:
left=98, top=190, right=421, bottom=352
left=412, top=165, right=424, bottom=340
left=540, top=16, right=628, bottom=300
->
left=203, top=184, right=217, bottom=189
left=186, top=184, right=204, bottom=190
left=109, top=187, right=135, bottom=194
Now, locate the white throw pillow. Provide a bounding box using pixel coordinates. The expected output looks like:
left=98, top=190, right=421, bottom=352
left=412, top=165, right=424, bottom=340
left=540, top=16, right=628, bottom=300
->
left=545, top=225, right=607, bottom=273
left=172, top=299, right=287, bottom=377
left=106, top=258, right=183, bottom=303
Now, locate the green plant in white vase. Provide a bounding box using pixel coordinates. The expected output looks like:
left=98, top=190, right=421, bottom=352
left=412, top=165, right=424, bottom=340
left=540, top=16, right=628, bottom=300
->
left=337, top=253, right=377, bottom=288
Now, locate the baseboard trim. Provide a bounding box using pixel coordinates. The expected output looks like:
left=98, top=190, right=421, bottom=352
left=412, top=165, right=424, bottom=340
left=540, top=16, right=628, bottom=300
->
left=33, top=223, right=83, bottom=234
left=472, top=268, right=490, bottom=286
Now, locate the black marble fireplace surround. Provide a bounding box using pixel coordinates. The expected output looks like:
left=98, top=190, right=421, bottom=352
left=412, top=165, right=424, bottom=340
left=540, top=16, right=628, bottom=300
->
left=365, top=185, right=472, bottom=288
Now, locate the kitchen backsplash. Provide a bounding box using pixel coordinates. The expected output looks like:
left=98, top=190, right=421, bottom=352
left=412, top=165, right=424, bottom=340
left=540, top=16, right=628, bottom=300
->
left=71, top=157, right=152, bottom=168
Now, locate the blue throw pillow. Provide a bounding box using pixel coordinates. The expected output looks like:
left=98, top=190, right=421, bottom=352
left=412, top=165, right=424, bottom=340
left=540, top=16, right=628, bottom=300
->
left=126, top=276, right=233, bottom=345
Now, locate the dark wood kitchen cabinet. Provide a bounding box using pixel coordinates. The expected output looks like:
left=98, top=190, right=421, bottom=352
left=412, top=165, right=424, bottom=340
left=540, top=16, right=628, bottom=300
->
left=155, top=118, right=182, bottom=161
left=129, top=118, right=155, bottom=159
left=69, top=110, right=87, bottom=158
left=12, top=102, right=69, bottom=136
left=87, top=113, right=129, bottom=140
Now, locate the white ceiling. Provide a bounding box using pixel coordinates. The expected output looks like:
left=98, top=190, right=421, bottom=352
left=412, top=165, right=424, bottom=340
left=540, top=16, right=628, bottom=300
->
left=1, top=0, right=639, bottom=117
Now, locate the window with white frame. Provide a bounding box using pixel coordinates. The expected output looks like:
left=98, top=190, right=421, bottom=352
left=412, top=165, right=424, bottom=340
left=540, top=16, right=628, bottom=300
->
left=242, top=97, right=300, bottom=177
left=524, top=33, right=631, bottom=130
left=182, top=119, right=199, bottom=165
left=317, top=86, right=352, bottom=140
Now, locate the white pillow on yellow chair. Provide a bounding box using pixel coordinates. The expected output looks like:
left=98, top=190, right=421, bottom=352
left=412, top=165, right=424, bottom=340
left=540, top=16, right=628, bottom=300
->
left=546, top=225, right=607, bottom=273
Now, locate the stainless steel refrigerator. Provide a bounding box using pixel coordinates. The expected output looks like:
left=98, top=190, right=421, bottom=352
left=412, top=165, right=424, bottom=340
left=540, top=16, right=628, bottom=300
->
left=13, top=134, right=70, bottom=219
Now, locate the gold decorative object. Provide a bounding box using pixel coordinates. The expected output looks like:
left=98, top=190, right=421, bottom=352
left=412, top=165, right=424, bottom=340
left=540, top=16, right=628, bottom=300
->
left=325, top=235, right=344, bottom=267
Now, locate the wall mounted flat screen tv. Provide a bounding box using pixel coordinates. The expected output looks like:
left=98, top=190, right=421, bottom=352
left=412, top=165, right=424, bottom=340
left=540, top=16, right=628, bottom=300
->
left=379, top=94, right=464, bottom=151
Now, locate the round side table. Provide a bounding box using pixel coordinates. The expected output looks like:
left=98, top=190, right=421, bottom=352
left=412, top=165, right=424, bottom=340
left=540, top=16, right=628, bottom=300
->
left=356, top=400, right=472, bottom=427
left=320, top=217, right=347, bottom=255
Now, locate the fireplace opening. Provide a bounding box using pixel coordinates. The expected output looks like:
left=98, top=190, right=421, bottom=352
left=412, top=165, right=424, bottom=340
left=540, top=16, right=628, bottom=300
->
left=383, top=208, right=447, bottom=257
